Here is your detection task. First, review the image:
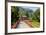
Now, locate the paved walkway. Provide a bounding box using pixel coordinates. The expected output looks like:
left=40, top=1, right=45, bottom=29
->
left=17, top=21, right=30, bottom=28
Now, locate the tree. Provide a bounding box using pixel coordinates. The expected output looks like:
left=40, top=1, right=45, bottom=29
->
left=35, top=8, right=40, bottom=22
left=32, top=8, right=40, bottom=22
left=11, top=6, right=19, bottom=24
left=26, top=11, right=29, bottom=18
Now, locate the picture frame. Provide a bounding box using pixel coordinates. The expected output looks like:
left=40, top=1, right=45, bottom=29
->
left=7, top=0, right=41, bottom=2
left=5, top=1, right=44, bottom=34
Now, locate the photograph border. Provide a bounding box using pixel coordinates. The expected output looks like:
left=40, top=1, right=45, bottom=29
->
left=5, top=1, right=44, bottom=34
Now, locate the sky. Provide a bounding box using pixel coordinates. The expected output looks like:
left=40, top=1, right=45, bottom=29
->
left=20, top=6, right=39, bottom=12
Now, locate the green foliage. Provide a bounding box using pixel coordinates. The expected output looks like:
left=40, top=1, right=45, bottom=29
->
left=32, top=8, right=40, bottom=22
left=11, top=6, right=19, bottom=24
left=11, top=6, right=40, bottom=24
left=26, top=11, right=29, bottom=17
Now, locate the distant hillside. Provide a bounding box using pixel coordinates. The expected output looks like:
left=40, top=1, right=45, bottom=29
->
left=18, top=7, right=33, bottom=18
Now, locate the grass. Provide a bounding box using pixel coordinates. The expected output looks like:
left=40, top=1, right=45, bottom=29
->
left=24, top=19, right=40, bottom=28
left=32, top=21, right=40, bottom=28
